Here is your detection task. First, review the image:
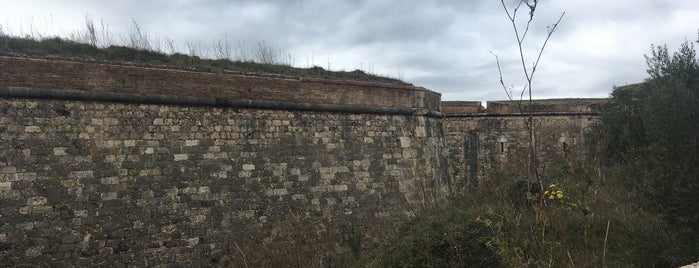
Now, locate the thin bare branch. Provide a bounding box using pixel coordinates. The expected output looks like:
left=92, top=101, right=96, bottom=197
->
left=502, top=0, right=534, bottom=91
left=518, top=0, right=538, bottom=42
left=498, top=0, right=565, bottom=227
left=530, top=12, right=565, bottom=79
left=492, top=52, right=514, bottom=101
left=525, top=0, right=538, bottom=23
left=500, top=0, right=517, bottom=23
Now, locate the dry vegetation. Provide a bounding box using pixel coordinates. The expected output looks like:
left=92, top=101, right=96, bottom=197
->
left=0, top=16, right=408, bottom=85
left=365, top=41, right=699, bottom=267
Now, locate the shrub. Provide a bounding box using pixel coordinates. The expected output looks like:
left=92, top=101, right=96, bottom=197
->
left=599, top=41, right=699, bottom=266
left=375, top=203, right=502, bottom=267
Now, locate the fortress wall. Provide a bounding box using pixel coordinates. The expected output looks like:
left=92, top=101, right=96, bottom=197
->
left=485, top=99, right=607, bottom=114
left=0, top=56, right=447, bottom=266
left=441, top=101, right=483, bottom=114
left=442, top=100, right=603, bottom=187
left=0, top=56, right=440, bottom=111
left=0, top=99, right=446, bottom=266
left=0, top=55, right=607, bottom=265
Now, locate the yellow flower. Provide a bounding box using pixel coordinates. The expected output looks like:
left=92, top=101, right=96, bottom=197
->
left=557, top=192, right=563, bottom=199
left=548, top=195, right=555, bottom=200
left=550, top=183, right=557, bottom=188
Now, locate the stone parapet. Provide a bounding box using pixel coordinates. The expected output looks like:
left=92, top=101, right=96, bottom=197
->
left=0, top=56, right=441, bottom=115
left=443, top=99, right=607, bottom=116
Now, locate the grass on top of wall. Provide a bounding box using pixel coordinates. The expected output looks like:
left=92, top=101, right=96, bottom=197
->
left=0, top=35, right=409, bottom=85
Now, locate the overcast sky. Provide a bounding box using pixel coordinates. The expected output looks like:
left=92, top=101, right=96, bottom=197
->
left=1, top=0, right=697, bottom=101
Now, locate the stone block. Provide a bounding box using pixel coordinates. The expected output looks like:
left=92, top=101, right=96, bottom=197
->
left=53, top=147, right=67, bottom=156
left=242, top=164, right=255, bottom=171
left=0, top=182, right=11, bottom=191
left=333, top=185, right=348, bottom=192
left=173, top=154, right=188, bottom=161
left=266, top=188, right=288, bottom=196
left=69, top=171, right=93, bottom=179
left=124, top=140, right=137, bottom=147
left=24, top=126, right=41, bottom=133
left=100, top=177, right=119, bottom=185
left=0, top=166, right=16, bottom=174
left=26, top=196, right=47, bottom=206
left=187, top=237, right=200, bottom=246
left=74, top=210, right=88, bottom=217
left=101, top=192, right=117, bottom=200
left=399, top=137, right=411, bottom=148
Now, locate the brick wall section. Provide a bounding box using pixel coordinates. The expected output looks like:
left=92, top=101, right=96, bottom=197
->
left=0, top=99, right=447, bottom=266
left=0, top=56, right=441, bottom=111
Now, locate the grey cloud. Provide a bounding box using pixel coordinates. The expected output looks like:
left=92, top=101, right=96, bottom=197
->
left=1, top=0, right=697, bottom=101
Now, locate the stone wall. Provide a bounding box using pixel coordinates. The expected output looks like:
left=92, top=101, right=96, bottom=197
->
left=441, top=101, right=483, bottom=114
left=0, top=100, right=447, bottom=266
left=443, top=100, right=604, bottom=187
left=484, top=99, right=606, bottom=114
left=0, top=56, right=447, bottom=266
left=0, top=55, right=606, bottom=265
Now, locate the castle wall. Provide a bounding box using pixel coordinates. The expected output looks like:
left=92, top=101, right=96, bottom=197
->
left=0, top=55, right=605, bottom=265
left=0, top=56, right=446, bottom=266
left=0, top=56, right=441, bottom=112
left=443, top=100, right=603, bottom=187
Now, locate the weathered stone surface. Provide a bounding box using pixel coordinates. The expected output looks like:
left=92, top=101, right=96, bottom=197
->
left=443, top=100, right=603, bottom=188
left=0, top=98, right=447, bottom=266
left=0, top=56, right=603, bottom=266
left=0, top=56, right=441, bottom=111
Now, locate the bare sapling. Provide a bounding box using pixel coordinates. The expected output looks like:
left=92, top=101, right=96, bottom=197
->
left=493, top=0, right=564, bottom=221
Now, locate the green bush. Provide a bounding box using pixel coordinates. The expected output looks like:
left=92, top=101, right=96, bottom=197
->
left=599, top=41, right=699, bottom=266
left=375, top=204, right=502, bottom=268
